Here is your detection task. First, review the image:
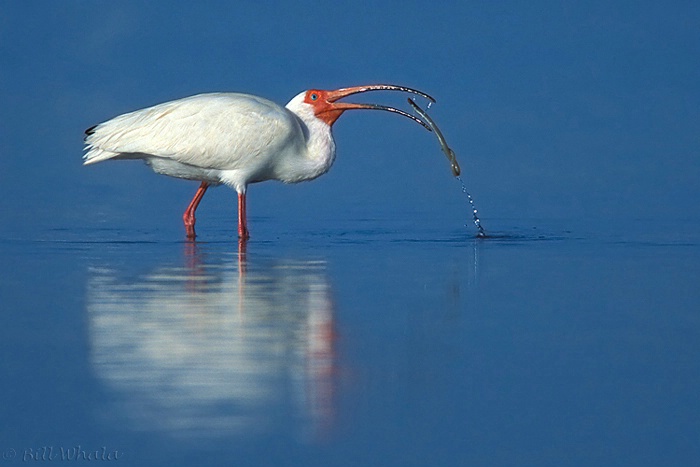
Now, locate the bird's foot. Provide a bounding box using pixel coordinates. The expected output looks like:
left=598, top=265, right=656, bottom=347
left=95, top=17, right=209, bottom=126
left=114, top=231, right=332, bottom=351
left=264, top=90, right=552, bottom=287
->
left=183, top=213, right=197, bottom=239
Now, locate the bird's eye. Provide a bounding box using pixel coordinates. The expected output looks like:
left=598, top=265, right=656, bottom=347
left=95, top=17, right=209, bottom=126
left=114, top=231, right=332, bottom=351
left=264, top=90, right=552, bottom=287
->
left=310, top=93, right=318, bottom=101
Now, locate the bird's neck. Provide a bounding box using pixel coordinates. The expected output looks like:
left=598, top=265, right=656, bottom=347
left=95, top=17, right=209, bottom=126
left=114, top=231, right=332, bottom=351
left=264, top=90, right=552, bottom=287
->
left=285, top=99, right=337, bottom=182
left=303, top=113, right=336, bottom=169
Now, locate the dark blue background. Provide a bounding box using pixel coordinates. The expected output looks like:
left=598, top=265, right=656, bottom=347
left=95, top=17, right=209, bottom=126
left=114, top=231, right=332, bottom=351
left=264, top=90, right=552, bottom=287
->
left=1, top=3, right=699, bottom=466
left=2, top=2, right=698, bottom=233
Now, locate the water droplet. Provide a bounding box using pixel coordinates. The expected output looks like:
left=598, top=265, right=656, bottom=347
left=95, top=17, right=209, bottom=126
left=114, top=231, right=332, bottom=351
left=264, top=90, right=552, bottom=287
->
left=456, top=176, right=486, bottom=237
left=427, top=101, right=433, bottom=110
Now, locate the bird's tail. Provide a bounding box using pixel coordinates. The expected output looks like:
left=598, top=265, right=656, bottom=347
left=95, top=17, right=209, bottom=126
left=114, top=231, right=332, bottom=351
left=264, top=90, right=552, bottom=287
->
left=82, top=123, right=120, bottom=165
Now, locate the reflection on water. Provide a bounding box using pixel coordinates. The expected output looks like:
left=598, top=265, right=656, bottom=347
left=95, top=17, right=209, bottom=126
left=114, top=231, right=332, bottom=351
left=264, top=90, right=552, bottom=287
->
left=85, top=243, right=335, bottom=441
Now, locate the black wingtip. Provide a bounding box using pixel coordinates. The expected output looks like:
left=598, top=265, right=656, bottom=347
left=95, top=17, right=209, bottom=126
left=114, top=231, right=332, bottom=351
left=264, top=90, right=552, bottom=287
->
left=85, top=124, right=97, bottom=136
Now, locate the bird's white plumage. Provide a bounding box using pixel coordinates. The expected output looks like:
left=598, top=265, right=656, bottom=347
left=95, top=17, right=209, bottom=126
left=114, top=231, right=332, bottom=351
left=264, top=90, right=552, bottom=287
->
left=84, top=92, right=336, bottom=193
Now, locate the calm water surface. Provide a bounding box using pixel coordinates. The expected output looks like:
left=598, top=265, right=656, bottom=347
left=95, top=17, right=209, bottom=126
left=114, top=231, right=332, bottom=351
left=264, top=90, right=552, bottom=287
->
left=1, top=218, right=699, bottom=466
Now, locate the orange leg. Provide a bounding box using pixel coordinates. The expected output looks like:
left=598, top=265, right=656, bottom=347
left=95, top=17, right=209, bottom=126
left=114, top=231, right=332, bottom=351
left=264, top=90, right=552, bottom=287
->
left=182, top=182, right=209, bottom=239
left=238, top=192, right=250, bottom=240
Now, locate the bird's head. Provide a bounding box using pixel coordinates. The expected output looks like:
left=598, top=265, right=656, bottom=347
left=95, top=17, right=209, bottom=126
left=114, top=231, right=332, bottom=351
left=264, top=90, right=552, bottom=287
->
left=299, top=84, right=435, bottom=129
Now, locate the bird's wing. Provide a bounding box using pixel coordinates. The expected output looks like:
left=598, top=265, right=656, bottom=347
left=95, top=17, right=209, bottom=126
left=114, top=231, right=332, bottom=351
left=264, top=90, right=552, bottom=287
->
left=84, top=93, right=302, bottom=170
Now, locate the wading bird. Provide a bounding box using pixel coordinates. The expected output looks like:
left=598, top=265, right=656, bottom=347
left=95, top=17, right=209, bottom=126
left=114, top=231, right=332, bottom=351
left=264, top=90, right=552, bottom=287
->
left=84, top=85, right=434, bottom=239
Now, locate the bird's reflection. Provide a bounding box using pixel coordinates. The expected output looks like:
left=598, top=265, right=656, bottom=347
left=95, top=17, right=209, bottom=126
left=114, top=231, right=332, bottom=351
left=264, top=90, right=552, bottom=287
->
left=86, top=242, right=336, bottom=441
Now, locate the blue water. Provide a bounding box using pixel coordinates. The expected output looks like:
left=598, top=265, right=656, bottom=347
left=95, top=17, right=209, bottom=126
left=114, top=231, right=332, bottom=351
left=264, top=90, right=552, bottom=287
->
left=2, top=217, right=699, bottom=466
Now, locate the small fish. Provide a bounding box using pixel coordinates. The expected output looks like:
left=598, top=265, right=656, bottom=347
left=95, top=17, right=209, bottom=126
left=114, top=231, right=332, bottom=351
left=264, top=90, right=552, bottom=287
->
left=408, top=98, right=461, bottom=177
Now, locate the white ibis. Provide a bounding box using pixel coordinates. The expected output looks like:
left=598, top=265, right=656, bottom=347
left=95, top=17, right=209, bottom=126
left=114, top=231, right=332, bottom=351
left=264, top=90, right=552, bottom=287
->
left=84, top=84, right=434, bottom=239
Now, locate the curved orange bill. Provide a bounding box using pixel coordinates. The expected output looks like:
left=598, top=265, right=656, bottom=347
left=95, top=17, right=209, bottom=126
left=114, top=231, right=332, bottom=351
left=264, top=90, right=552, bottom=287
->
left=325, top=84, right=435, bottom=131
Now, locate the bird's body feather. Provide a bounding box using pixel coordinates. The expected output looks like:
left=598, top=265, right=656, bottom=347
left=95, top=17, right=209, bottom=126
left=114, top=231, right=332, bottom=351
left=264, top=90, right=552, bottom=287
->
left=83, top=92, right=335, bottom=192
